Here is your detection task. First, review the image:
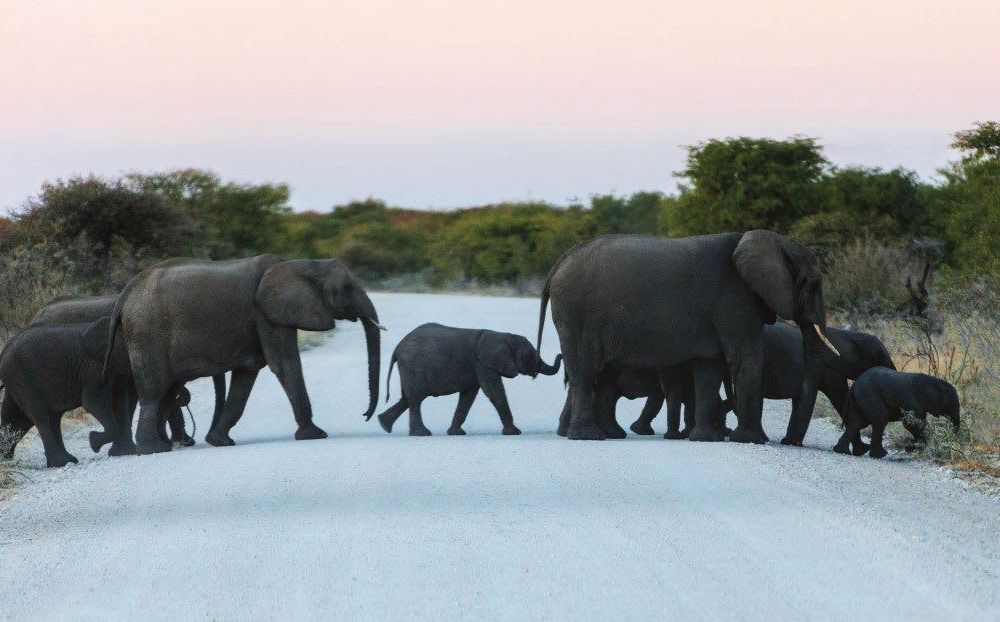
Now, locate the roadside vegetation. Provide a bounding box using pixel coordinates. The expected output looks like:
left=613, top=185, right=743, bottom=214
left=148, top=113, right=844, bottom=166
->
left=1, top=121, right=998, bottom=484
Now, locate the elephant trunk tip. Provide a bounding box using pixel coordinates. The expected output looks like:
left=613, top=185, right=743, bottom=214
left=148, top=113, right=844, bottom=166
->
left=539, top=353, right=563, bottom=376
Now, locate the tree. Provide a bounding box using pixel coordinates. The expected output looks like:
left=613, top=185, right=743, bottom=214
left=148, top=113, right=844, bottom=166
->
left=129, top=169, right=290, bottom=258
left=667, top=137, right=828, bottom=235
left=937, top=122, right=1000, bottom=279
left=590, top=192, right=663, bottom=235
left=12, top=175, right=201, bottom=283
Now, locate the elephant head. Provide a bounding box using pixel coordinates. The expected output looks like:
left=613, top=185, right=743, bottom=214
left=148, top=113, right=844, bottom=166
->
left=81, top=316, right=131, bottom=375
left=478, top=332, right=562, bottom=379
left=255, top=259, right=382, bottom=420
left=919, top=376, right=961, bottom=432
left=733, top=230, right=836, bottom=352
left=826, top=329, right=897, bottom=379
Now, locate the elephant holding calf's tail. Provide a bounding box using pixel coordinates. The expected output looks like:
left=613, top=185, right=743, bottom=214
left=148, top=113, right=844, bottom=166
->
left=105, top=255, right=382, bottom=454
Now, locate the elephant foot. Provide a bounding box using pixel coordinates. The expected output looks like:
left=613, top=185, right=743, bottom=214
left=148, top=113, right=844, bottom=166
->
left=205, top=430, right=236, bottom=447
left=664, top=429, right=688, bottom=440
left=728, top=426, right=768, bottom=444
left=832, top=441, right=852, bottom=455
left=502, top=425, right=522, bottom=436
left=556, top=422, right=569, bottom=437
left=851, top=440, right=871, bottom=456
left=295, top=423, right=328, bottom=441
left=603, top=426, right=627, bottom=440
left=780, top=436, right=804, bottom=447
left=108, top=442, right=137, bottom=457
left=567, top=423, right=606, bottom=440
left=447, top=426, right=466, bottom=436
left=45, top=451, right=79, bottom=468
left=171, top=433, right=196, bottom=447
left=377, top=412, right=395, bottom=433
left=136, top=438, right=172, bottom=455
left=687, top=425, right=727, bottom=442
left=409, top=426, right=432, bottom=437
left=630, top=422, right=655, bottom=436
left=89, top=431, right=111, bottom=453
left=869, top=446, right=887, bottom=459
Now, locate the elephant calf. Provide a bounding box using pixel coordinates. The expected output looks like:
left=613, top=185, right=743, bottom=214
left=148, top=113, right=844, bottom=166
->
left=373, top=323, right=562, bottom=436
left=0, top=318, right=134, bottom=467
left=835, top=367, right=960, bottom=459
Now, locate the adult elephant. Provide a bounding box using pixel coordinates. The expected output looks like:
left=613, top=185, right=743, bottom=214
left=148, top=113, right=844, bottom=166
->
left=537, top=231, right=838, bottom=442
left=105, top=255, right=382, bottom=454
left=626, top=323, right=895, bottom=444
left=31, top=295, right=227, bottom=447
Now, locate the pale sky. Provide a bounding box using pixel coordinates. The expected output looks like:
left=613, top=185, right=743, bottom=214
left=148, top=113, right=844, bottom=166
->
left=2, top=0, right=998, bottom=212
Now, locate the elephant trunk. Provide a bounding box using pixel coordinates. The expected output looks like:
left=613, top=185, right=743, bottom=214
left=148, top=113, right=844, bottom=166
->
left=539, top=353, right=563, bottom=376
left=357, top=291, right=382, bottom=421
left=950, top=408, right=961, bottom=433
left=785, top=323, right=826, bottom=444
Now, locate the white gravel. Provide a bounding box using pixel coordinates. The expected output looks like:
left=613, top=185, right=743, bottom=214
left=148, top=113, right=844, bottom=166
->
left=2, top=292, right=998, bottom=620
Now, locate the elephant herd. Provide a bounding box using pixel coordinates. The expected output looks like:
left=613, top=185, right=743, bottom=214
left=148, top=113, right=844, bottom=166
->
left=0, top=231, right=961, bottom=468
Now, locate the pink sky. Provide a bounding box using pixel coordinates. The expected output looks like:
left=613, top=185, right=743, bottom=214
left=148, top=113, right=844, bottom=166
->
left=2, top=0, right=998, bottom=211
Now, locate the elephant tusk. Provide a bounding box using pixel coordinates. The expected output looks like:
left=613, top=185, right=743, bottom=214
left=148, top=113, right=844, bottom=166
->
left=813, top=324, right=841, bottom=356
left=366, top=317, right=387, bottom=331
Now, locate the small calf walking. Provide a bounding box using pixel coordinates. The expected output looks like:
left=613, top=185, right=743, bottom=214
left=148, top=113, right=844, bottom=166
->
left=371, top=323, right=562, bottom=436
left=835, top=367, right=960, bottom=459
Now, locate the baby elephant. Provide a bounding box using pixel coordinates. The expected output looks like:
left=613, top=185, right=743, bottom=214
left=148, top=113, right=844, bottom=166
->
left=835, top=367, right=960, bottom=459
left=0, top=317, right=134, bottom=467
left=372, top=323, right=562, bottom=436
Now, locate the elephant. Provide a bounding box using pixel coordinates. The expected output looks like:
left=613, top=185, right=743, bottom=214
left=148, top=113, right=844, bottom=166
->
left=0, top=318, right=135, bottom=466
left=104, top=255, right=382, bottom=454
left=537, top=231, right=838, bottom=442
left=627, top=323, right=896, bottom=444
left=835, top=367, right=960, bottom=459
left=31, top=295, right=227, bottom=448
left=373, top=323, right=562, bottom=436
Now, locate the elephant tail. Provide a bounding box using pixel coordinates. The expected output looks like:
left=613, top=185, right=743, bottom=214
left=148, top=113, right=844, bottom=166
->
left=101, top=295, right=125, bottom=382
left=385, top=352, right=397, bottom=403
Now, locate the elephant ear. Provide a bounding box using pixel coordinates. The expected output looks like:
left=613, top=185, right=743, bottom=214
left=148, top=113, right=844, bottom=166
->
left=477, top=332, right=518, bottom=378
left=733, top=230, right=796, bottom=323
left=81, top=317, right=131, bottom=375
left=255, top=261, right=335, bottom=331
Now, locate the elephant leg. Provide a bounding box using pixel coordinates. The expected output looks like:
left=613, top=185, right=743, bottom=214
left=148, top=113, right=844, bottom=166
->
left=1, top=397, right=33, bottom=460
left=869, top=423, right=888, bottom=459
left=260, top=326, right=325, bottom=441
left=476, top=369, right=521, bottom=436
left=408, top=397, right=432, bottom=436
left=726, top=339, right=768, bottom=444
left=557, top=391, right=572, bottom=437
left=664, top=384, right=687, bottom=439
left=376, top=397, right=408, bottom=433
left=567, top=376, right=605, bottom=441
left=33, top=408, right=77, bottom=467
left=631, top=393, right=662, bottom=436
left=687, top=359, right=727, bottom=442
left=206, top=368, right=259, bottom=447
left=594, top=380, right=625, bottom=439
left=107, top=380, right=137, bottom=456
left=82, top=383, right=126, bottom=456
left=135, top=394, right=173, bottom=455
left=448, top=387, right=478, bottom=435
left=833, top=421, right=865, bottom=455
left=166, top=396, right=194, bottom=447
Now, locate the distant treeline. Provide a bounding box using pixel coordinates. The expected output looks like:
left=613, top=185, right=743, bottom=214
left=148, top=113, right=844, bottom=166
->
left=0, top=122, right=997, bottom=312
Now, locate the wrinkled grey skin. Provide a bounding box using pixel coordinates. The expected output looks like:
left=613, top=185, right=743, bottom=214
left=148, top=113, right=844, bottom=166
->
left=538, top=231, right=834, bottom=443
left=106, top=255, right=381, bottom=454
left=31, top=295, right=227, bottom=448
left=0, top=318, right=133, bottom=467
left=374, top=323, right=561, bottom=436
left=626, top=323, right=896, bottom=444
left=835, top=367, right=960, bottom=459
